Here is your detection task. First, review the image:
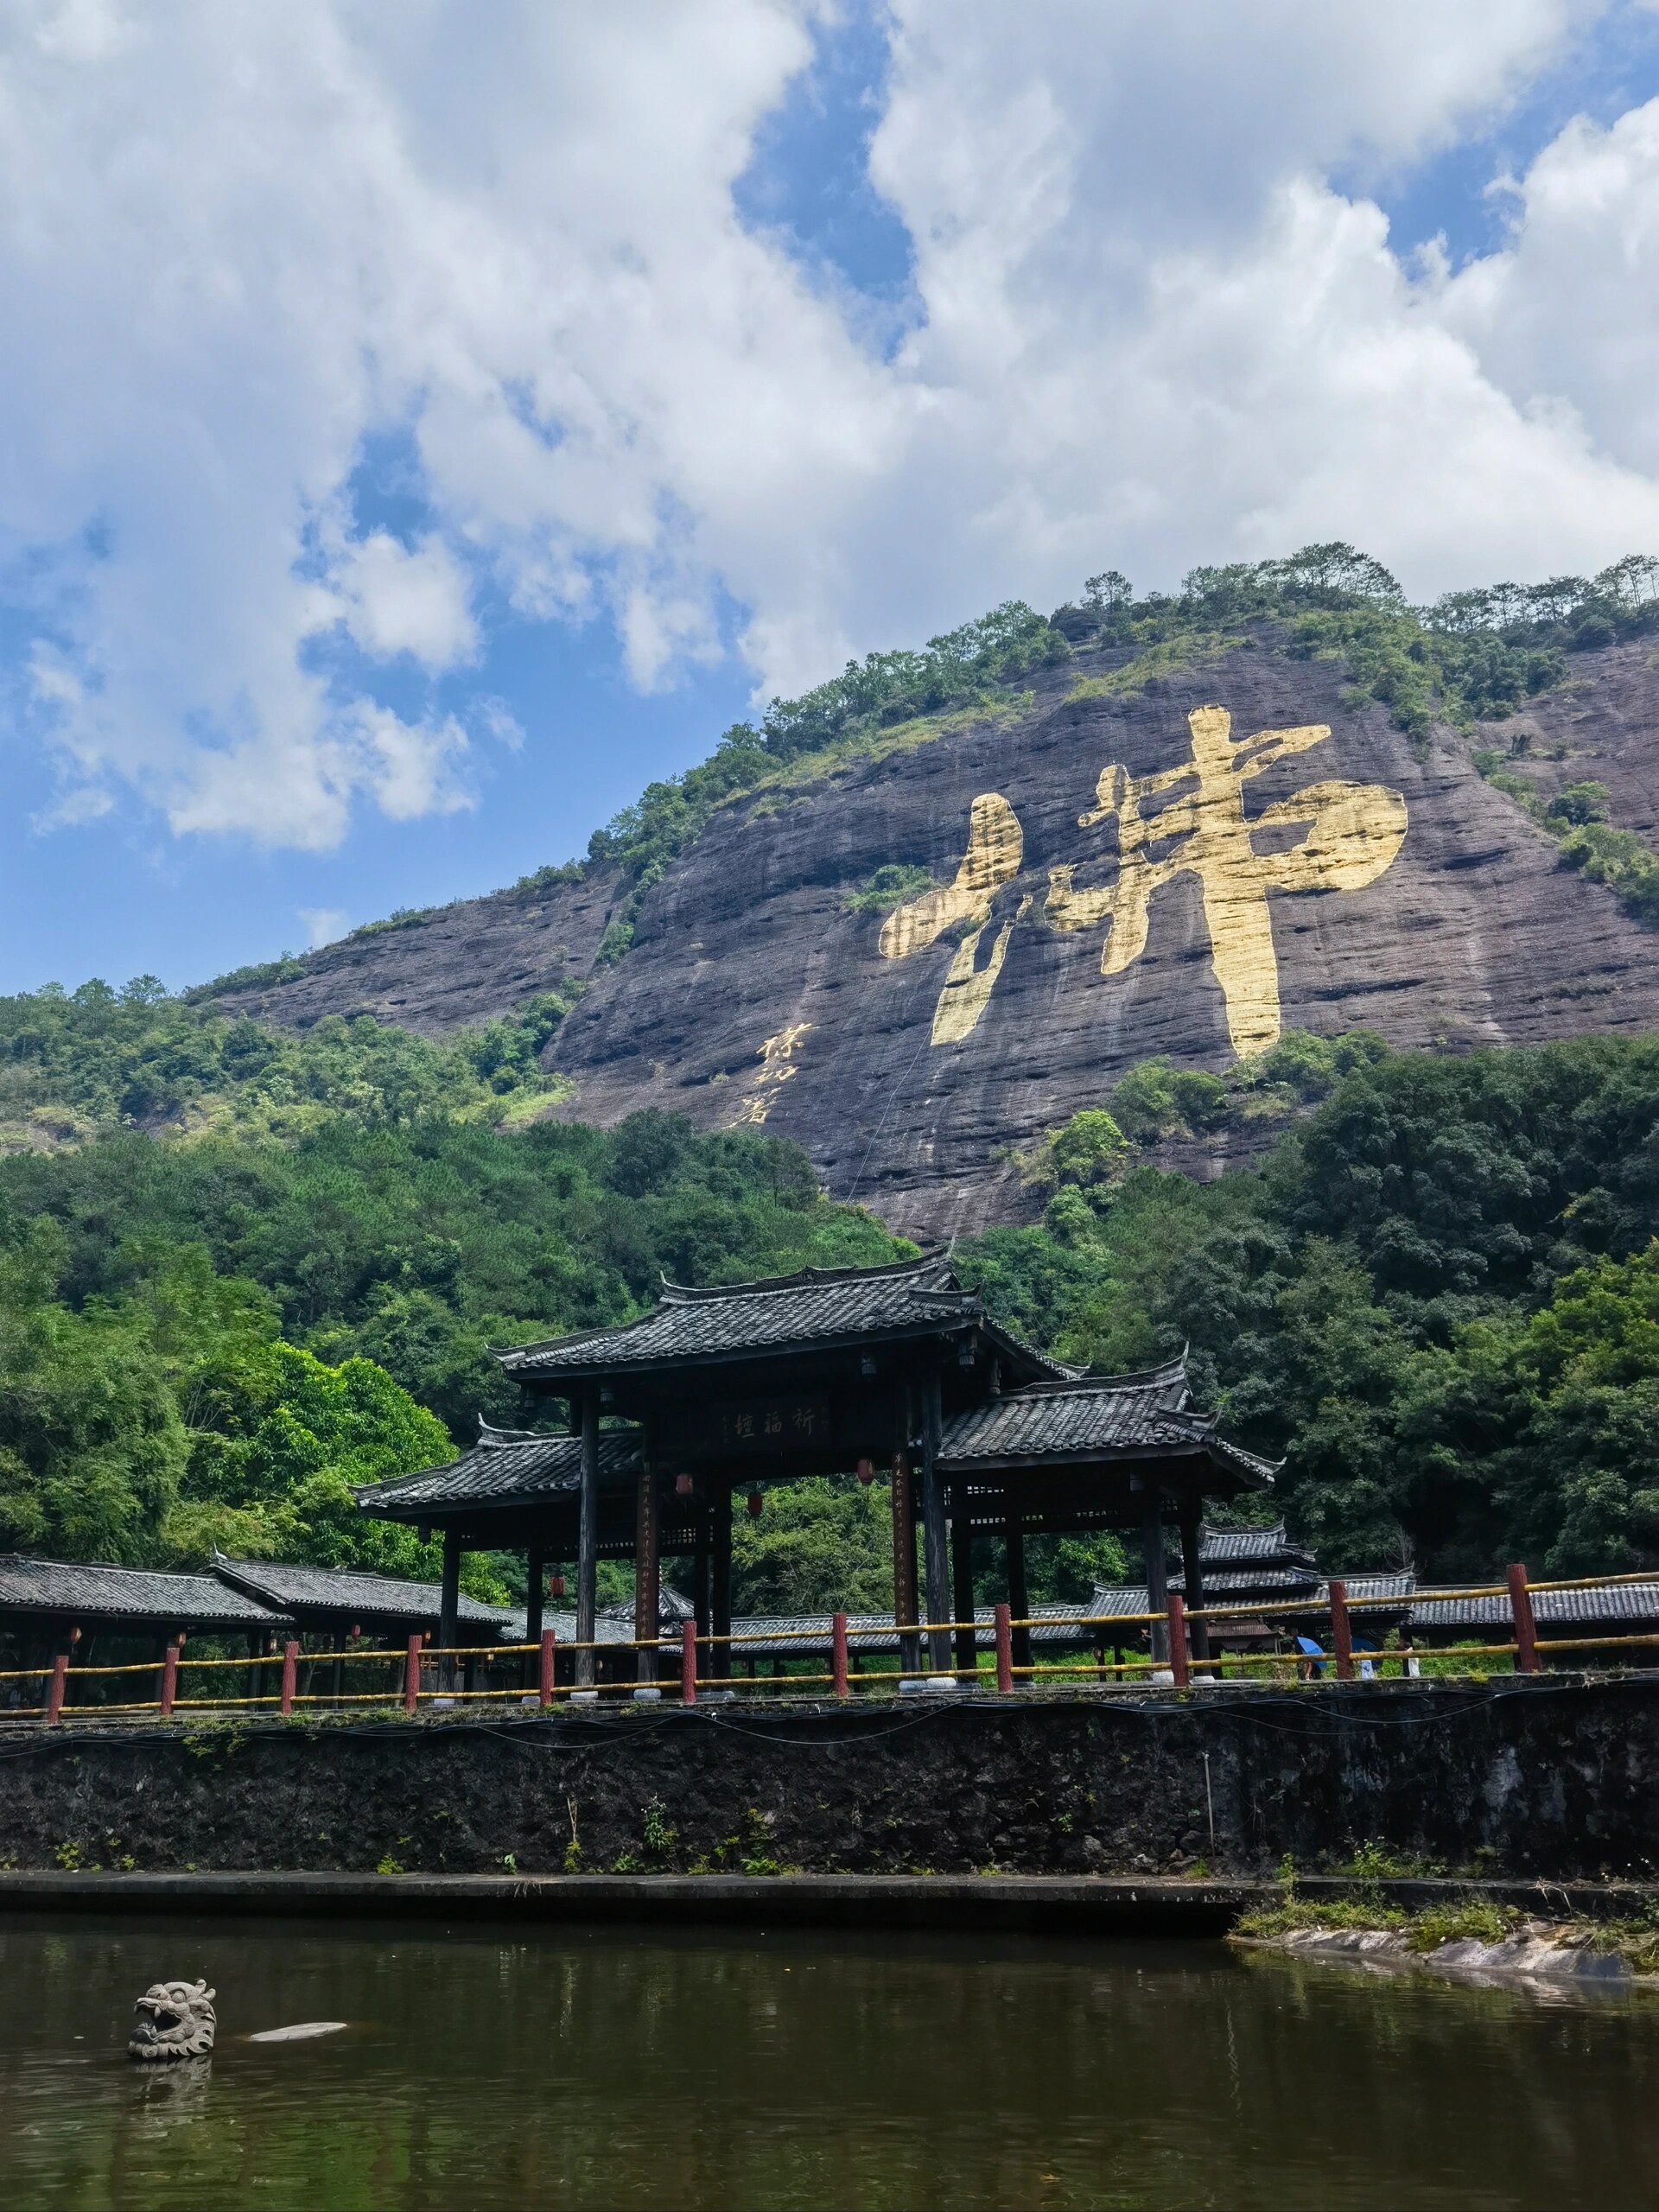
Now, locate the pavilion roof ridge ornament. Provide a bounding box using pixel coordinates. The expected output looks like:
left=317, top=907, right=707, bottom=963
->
left=655, top=1249, right=957, bottom=1304
left=475, top=1416, right=556, bottom=1447
left=999, top=1351, right=1192, bottom=1399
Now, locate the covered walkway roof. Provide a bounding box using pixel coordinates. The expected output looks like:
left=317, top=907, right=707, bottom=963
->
left=0, top=1554, right=289, bottom=1639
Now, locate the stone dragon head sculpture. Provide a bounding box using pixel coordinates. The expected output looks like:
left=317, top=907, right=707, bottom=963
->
left=128, top=1979, right=216, bottom=2062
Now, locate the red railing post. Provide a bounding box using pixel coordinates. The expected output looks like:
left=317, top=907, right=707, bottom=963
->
left=681, top=1619, right=697, bottom=1705
left=831, top=1612, right=849, bottom=1698
left=47, top=1653, right=68, bottom=1726
left=1330, top=1580, right=1353, bottom=1681
left=404, top=1634, right=422, bottom=1716
left=994, top=1603, right=1014, bottom=1694
left=540, top=1628, right=556, bottom=1709
left=1508, top=1562, right=1539, bottom=1674
left=159, top=1638, right=181, bottom=1719
left=1166, top=1592, right=1189, bottom=1688
left=280, top=1639, right=299, bottom=1717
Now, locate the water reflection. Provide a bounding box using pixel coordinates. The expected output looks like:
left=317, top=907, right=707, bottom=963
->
left=0, top=1916, right=1653, bottom=2211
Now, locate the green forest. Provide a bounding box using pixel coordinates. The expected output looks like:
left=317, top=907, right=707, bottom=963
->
left=1, top=978, right=1657, bottom=1611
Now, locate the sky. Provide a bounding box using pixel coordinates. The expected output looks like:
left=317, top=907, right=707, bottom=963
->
left=4, top=2, right=1659, bottom=995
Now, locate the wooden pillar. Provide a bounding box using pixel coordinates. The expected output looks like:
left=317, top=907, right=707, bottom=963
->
left=523, top=1545, right=544, bottom=1692
left=919, top=1372, right=950, bottom=1675
left=1005, top=1502, right=1032, bottom=1677
left=1177, top=1495, right=1211, bottom=1664
left=1139, top=1482, right=1170, bottom=1664
left=576, top=1388, right=600, bottom=1688
left=693, top=1503, right=711, bottom=1683
left=439, top=1527, right=462, bottom=1692
left=711, top=1476, right=733, bottom=1688
left=1508, top=1562, right=1539, bottom=1674
left=329, top=1622, right=345, bottom=1708
left=634, top=1429, right=660, bottom=1686
left=245, top=1630, right=261, bottom=1707
left=950, top=1484, right=977, bottom=1676
left=890, top=1450, right=920, bottom=1675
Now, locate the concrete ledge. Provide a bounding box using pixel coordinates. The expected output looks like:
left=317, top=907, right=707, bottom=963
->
left=0, top=1870, right=1652, bottom=1935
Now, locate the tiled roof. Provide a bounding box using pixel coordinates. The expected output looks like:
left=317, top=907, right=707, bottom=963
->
left=1088, top=1572, right=1414, bottom=1619
left=499, top=1255, right=1074, bottom=1382
left=938, top=1363, right=1275, bottom=1487
left=504, top=1584, right=696, bottom=1643
left=711, top=1601, right=1092, bottom=1660
left=358, top=1427, right=641, bottom=1515
left=1086, top=1584, right=1155, bottom=1619
left=1409, top=1580, right=1659, bottom=1630
left=1328, top=1573, right=1416, bottom=1605
left=1199, top=1566, right=1321, bottom=1597
left=0, top=1554, right=288, bottom=1629
left=212, top=1554, right=512, bottom=1629
left=1199, top=1522, right=1316, bottom=1567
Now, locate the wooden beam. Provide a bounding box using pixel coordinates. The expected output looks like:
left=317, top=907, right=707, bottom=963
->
left=1005, top=1506, right=1031, bottom=1676
left=576, top=1387, right=599, bottom=1688
left=711, top=1476, right=733, bottom=1690
left=890, top=1450, right=920, bottom=1675
left=524, top=1544, right=544, bottom=1692
left=919, top=1370, right=951, bottom=1675
left=1177, top=1494, right=1211, bottom=1664
left=950, top=1482, right=976, bottom=1675
left=634, top=1429, right=660, bottom=1685
left=439, top=1528, right=461, bottom=1693
left=1138, top=1482, right=1169, bottom=1663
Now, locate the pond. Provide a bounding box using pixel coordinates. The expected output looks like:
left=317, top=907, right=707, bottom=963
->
left=0, top=1916, right=1654, bottom=2210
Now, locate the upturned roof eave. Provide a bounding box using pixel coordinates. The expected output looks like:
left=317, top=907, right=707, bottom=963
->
left=496, top=1309, right=1060, bottom=1388
left=940, top=1440, right=1277, bottom=1487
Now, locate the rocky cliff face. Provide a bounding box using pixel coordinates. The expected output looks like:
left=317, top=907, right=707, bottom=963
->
left=220, top=632, right=1659, bottom=1236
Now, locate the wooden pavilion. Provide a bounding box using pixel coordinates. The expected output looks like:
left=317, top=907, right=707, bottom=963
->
left=357, top=1254, right=1275, bottom=1688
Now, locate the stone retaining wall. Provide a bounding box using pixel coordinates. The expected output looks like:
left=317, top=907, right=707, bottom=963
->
left=1, top=1675, right=1652, bottom=1883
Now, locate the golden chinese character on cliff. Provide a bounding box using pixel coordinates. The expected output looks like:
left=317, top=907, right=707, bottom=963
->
left=1047, top=706, right=1407, bottom=1055
left=730, top=1021, right=813, bottom=1125
left=877, top=794, right=1030, bottom=1044
left=875, top=705, right=1407, bottom=1057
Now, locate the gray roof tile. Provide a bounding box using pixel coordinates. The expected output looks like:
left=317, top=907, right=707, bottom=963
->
left=359, top=1428, right=641, bottom=1515
left=212, top=1554, right=511, bottom=1628
left=939, top=1364, right=1276, bottom=1486
left=1199, top=1522, right=1317, bottom=1567
left=499, top=1255, right=1073, bottom=1382
left=1409, top=1581, right=1659, bottom=1630
left=0, top=1554, right=288, bottom=1629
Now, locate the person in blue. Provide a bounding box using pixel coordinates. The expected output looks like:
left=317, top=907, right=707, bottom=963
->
left=1296, top=1635, right=1378, bottom=1679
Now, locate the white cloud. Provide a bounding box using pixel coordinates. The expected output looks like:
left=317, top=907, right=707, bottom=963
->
left=3, top=0, right=1659, bottom=847
left=299, top=905, right=348, bottom=949
left=330, top=531, right=478, bottom=669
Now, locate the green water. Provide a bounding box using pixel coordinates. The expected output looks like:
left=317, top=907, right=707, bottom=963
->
left=0, top=1916, right=1654, bottom=2210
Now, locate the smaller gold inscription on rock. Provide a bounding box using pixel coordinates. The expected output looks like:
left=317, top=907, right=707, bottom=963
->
left=731, top=1021, right=813, bottom=1126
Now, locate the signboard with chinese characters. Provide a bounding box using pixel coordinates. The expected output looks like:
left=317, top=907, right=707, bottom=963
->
left=676, top=1391, right=908, bottom=1461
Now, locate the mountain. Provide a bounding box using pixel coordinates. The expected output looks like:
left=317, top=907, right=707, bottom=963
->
left=214, top=557, right=1659, bottom=1236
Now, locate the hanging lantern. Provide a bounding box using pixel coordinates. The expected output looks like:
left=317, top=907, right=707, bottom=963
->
left=675, top=1471, right=696, bottom=1497
left=746, top=1487, right=765, bottom=1518
left=548, top=1571, right=568, bottom=1600
left=855, top=1457, right=874, bottom=1486
left=349, top=1624, right=361, bottom=1641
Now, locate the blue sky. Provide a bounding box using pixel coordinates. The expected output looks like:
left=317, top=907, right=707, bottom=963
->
left=3, top=1, right=1659, bottom=997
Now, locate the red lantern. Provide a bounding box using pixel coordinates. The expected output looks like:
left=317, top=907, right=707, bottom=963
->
left=747, top=1488, right=765, bottom=1518
left=855, top=1457, right=874, bottom=1485
left=675, top=1471, right=696, bottom=1497
left=548, top=1572, right=567, bottom=1600
left=349, top=1624, right=361, bottom=1641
